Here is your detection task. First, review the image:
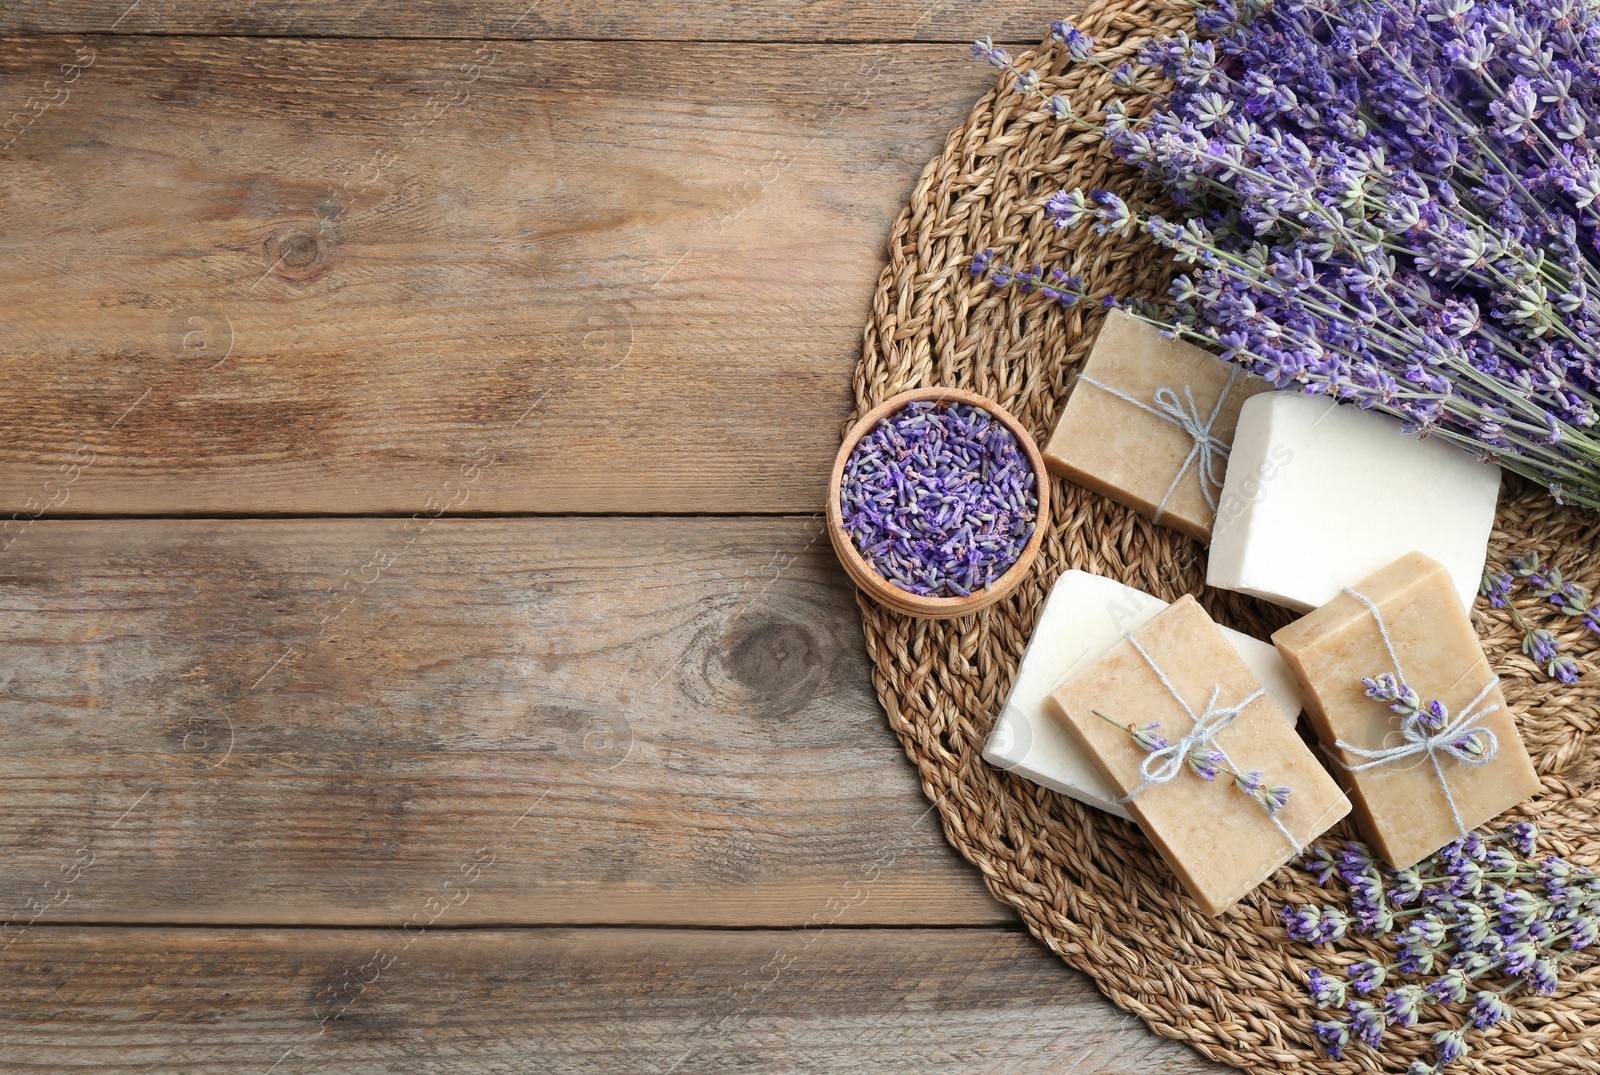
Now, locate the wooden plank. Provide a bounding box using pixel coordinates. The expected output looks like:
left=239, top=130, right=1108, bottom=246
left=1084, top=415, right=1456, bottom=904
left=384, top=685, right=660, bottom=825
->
left=0, top=926, right=1220, bottom=1073
left=0, top=36, right=1007, bottom=515
left=0, top=3, right=1063, bottom=43
left=0, top=517, right=1009, bottom=927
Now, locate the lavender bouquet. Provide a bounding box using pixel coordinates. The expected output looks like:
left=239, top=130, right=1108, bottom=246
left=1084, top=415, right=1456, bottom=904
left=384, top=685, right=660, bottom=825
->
left=975, top=0, right=1600, bottom=509
left=1286, top=826, right=1600, bottom=1071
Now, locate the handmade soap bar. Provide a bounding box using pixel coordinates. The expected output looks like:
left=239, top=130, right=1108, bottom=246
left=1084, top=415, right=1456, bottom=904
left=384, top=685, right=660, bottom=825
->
left=1208, top=392, right=1500, bottom=613
left=1049, top=596, right=1350, bottom=916
left=1044, top=310, right=1272, bottom=542
left=1273, top=552, right=1540, bottom=870
left=982, top=570, right=1305, bottom=818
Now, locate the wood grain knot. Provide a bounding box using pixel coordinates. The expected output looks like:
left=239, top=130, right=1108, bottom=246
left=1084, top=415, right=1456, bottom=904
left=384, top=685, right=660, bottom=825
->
left=726, top=620, right=825, bottom=703
left=263, top=225, right=330, bottom=282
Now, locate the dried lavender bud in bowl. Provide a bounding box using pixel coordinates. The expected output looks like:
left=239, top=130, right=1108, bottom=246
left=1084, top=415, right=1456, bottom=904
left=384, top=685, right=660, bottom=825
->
left=840, top=399, right=1039, bottom=598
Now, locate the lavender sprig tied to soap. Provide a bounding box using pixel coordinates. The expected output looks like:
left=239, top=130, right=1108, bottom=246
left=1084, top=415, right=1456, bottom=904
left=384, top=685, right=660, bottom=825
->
left=973, top=0, right=1600, bottom=510
left=1288, top=825, right=1600, bottom=1072
left=1093, top=710, right=1293, bottom=815
left=840, top=400, right=1038, bottom=597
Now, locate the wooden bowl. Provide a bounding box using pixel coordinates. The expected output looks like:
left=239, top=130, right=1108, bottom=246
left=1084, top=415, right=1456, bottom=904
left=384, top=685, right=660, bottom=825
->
left=826, top=387, right=1050, bottom=620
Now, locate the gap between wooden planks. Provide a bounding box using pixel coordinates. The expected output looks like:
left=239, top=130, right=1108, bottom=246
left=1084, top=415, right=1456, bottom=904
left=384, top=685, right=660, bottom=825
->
left=0, top=34, right=1036, bottom=516
left=0, top=517, right=1029, bottom=928
left=0, top=1, right=1068, bottom=41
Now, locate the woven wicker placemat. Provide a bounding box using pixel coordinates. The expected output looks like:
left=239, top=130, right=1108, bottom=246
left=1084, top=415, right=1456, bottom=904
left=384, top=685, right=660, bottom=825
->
left=850, top=1, right=1600, bottom=1070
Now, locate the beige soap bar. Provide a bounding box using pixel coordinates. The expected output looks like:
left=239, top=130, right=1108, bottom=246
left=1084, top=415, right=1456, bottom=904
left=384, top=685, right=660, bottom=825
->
left=1049, top=596, right=1350, bottom=916
left=1044, top=309, right=1272, bottom=542
left=1273, top=552, right=1541, bottom=870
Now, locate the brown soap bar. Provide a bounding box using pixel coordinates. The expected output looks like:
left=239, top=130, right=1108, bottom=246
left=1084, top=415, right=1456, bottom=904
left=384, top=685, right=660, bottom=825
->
left=1048, top=595, right=1350, bottom=916
left=1045, top=309, right=1272, bottom=542
left=1273, top=552, right=1541, bottom=870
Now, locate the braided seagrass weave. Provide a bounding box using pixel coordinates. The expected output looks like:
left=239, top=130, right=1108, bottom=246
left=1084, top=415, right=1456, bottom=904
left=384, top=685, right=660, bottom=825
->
left=850, top=1, right=1600, bottom=1070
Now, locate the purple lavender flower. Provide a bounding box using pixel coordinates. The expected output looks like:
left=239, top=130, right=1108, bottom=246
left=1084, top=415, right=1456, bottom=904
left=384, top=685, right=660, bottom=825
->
left=1470, top=990, right=1514, bottom=1028
left=1446, top=856, right=1485, bottom=898
left=1570, top=916, right=1599, bottom=949
left=1233, top=768, right=1264, bottom=796
left=1502, top=940, right=1540, bottom=977
left=1398, top=944, right=1436, bottom=976
left=1508, top=822, right=1539, bottom=856
left=1455, top=902, right=1493, bottom=947
left=970, top=36, right=1010, bottom=68
left=1349, top=960, right=1387, bottom=994
left=1303, top=847, right=1338, bottom=885
left=1497, top=886, right=1542, bottom=927
left=1384, top=984, right=1426, bottom=1028
left=1283, top=903, right=1322, bottom=941
left=1428, top=967, right=1471, bottom=1005
left=1187, top=747, right=1226, bottom=780
left=1050, top=20, right=1095, bottom=60
left=1130, top=722, right=1167, bottom=752
left=1347, top=870, right=1382, bottom=908
left=1314, top=907, right=1351, bottom=944
left=1509, top=554, right=1543, bottom=579
left=1398, top=915, right=1448, bottom=949
left=1390, top=868, right=1425, bottom=905
left=1263, top=783, right=1292, bottom=815
left=1308, top=967, right=1346, bottom=1008
left=1348, top=1000, right=1385, bottom=1047
left=1313, top=1018, right=1350, bottom=1059
left=1363, top=672, right=1422, bottom=717
left=1530, top=957, right=1561, bottom=995
left=1549, top=654, right=1582, bottom=684
left=1432, top=1027, right=1470, bottom=1065
left=1479, top=569, right=1515, bottom=608
left=1337, top=843, right=1375, bottom=883
left=1044, top=188, right=1088, bottom=229
left=1524, top=628, right=1560, bottom=664
left=1087, top=188, right=1133, bottom=237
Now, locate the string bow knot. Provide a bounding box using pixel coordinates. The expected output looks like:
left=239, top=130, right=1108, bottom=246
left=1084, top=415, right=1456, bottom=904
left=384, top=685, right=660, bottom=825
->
left=1334, top=588, right=1502, bottom=839
left=1128, top=684, right=1249, bottom=792
left=1076, top=366, right=1240, bottom=521
left=1118, top=633, right=1299, bottom=853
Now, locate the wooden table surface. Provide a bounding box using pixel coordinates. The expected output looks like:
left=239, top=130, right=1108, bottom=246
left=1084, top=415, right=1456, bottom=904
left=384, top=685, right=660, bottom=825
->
left=0, top=4, right=1225, bottom=1071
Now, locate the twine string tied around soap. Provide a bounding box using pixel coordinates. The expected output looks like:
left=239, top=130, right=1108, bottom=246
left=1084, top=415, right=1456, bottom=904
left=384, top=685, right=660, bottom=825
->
left=1118, top=633, right=1300, bottom=853
left=1075, top=364, right=1239, bottom=522
left=1333, top=587, right=1501, bottom=839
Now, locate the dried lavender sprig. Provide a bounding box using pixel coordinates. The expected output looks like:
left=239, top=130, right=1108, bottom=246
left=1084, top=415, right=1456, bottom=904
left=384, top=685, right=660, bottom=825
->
left=1292, top=825, right=1600, bottom=1070
left=1092, top=710, right=1292, bottom=814
left=1479, top=554, right=1591, bottom=684
left=977, top=3, right=1600, bottom=511
left=974, top=242, right=1600, bottom=505
left=1361, top=672, right=1489, bottom=757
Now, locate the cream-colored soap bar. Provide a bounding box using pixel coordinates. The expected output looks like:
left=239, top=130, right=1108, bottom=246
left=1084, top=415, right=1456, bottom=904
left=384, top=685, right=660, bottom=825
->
left=1208, top=392, right=1501, bottom=613
left=1044, top=310, right=1272, bottom=542
left=1273, top=552, right=1541, bottom=870
left=1049, top=596, right=1350, bottom=916
left=982, top=570, right=1304, bottom=818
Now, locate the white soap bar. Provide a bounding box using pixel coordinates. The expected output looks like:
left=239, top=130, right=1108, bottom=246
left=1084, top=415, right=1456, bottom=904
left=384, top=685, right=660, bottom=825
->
left=982, top=570, right=1304, bottom=818
left=1207, top=393, right=1501, bottom=614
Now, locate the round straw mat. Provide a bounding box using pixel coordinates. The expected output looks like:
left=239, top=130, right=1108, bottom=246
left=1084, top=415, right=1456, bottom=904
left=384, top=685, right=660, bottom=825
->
left=849, top=2, right=1600, bottom=1070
